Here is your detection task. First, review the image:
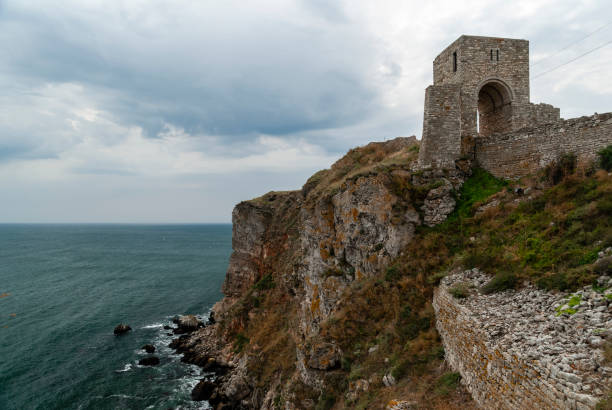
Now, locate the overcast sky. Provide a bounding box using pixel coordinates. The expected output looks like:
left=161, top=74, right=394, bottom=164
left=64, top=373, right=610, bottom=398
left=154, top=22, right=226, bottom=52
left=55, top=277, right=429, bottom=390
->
left=1, top=0, right=611, bottom=223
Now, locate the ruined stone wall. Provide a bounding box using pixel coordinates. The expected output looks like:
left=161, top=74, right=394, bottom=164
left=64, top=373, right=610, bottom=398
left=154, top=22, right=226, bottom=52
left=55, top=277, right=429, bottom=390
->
left=433, top=269, right=611, bottom=410
left=417, top=84, right=461, bottom=168
left=523, top=102, right=561, bottom=127
left=475, top=112, right=612, bottom=178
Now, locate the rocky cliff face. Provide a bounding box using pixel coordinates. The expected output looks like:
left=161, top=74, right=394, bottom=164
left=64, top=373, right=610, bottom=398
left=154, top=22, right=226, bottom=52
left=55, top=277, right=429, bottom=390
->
left=222, top=190, right=302, bottom=299
left=174, top=137, right=471, bottom=408
left=172, top=143, right=612, bottom=409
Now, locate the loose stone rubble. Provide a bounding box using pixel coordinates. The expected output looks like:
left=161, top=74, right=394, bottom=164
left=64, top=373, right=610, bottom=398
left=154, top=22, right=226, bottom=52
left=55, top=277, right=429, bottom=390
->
left=434, top=268, right=611, bottom=410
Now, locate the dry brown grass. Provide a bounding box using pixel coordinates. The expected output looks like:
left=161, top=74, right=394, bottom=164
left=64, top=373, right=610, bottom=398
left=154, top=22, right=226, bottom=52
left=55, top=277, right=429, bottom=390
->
left=303, top=137, right=419, bottom=200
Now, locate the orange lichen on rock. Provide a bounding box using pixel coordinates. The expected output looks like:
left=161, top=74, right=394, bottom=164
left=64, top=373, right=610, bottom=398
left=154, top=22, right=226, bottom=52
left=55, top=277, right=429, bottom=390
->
left=310, top=285, right=320, bottom=315
left=319, top=247, right=330, bottom=261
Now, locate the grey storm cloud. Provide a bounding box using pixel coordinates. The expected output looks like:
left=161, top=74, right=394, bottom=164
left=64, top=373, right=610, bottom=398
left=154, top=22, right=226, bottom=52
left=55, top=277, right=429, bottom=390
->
left=1, top=1, right=382, bottom=142
left=0, top=0, right=611, bottom=223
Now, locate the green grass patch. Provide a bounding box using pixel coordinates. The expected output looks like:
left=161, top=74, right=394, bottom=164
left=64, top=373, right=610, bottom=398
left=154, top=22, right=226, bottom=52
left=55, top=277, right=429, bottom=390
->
left=434, top=372, right=461, bottom=396
left=568, top=294, right=582, bottom=307
left=556, top=294, right=582, bottom=316
left=253, top=274, right=275, bottom=291
left=233, top=333, right=250, bottom=353
left=451, top=167, right=507, bottom=221
left=384, top=264, right=402, bottom=282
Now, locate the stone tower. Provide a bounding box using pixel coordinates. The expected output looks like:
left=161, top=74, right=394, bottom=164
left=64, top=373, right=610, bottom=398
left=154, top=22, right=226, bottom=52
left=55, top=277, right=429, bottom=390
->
left=417, top=35, right=560, bottom=169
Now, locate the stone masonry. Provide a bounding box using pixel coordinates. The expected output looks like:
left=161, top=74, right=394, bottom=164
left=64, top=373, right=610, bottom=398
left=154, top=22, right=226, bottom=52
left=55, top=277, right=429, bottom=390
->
left=476, top=112, right=612, bottom=178
left=433, top=268, right=612, bottom=410
left=417, top=35, right=611, bottom=176
left=419, top=84, right=461, bottom=168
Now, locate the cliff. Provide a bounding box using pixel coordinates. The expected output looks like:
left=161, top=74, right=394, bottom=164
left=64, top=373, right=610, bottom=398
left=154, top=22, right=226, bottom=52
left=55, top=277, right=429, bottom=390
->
left=173, top=138, right=612, bottom=409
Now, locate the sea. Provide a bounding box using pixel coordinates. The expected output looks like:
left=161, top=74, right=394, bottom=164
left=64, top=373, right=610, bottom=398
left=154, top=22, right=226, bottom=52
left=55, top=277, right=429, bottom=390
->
left=0, top=224, right=232, bottom=410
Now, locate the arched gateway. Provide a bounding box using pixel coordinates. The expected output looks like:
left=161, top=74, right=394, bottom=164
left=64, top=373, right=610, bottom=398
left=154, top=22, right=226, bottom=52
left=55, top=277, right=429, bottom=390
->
left=417, top=35, right=560, bottom=169
left=477, top=79, right=513, bottom=136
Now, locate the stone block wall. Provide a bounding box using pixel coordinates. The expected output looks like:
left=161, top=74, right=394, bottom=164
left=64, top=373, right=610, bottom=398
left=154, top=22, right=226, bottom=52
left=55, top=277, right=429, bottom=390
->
left=524, top=102, right=561, bottom=127
left=476, top=112, right=612, bottom=178
left=417, top=84, right=461, bottom=168
left=433, top=269, right=611, bottom=410
left=432, top=36, right=530, bottom=138
left=420, top=35, right=609, bottom=177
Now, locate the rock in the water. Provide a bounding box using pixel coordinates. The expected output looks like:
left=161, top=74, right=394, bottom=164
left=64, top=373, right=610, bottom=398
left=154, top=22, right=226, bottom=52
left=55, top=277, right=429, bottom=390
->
left=142, top=344, right=155, bottom=353
left=191, top=379, right=217, bottom=401
left=174, top=315, right=202, bottom=333
left=138, top=356, right=160, bottom=366
left=113, top=324, right=131, bottom=335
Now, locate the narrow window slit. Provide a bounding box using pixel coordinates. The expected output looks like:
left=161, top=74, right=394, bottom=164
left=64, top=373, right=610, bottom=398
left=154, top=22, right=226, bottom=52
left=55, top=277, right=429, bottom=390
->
left=453, top=51, right=457, bottom=72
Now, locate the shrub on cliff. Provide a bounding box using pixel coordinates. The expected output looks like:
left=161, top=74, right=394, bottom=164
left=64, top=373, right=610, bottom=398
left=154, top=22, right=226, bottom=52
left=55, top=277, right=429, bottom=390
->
left=253, top=274, right=275, bottom=291
left=599, top=145, right=612, bottom=171
left=314, top=391, right=335, bottom=410
left=384, top=264, right=402, bottom=282
left=536, top=272, right=570, bottom=291
left=544, top=152, right=577, bottom=185
left=233, top=333, right=249, bottom=353
left=449, top=283, right=469, bottom=298
left=481, top=271, right=517, bottom=294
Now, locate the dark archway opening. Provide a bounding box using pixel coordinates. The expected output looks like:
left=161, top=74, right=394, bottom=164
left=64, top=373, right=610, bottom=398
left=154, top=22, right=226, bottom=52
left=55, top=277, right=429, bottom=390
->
left=477, top=81, right=513, bottom=136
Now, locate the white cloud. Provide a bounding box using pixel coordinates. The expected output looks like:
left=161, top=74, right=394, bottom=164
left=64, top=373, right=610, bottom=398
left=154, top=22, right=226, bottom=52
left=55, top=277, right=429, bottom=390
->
left=0, top=81, right=338, bottom=182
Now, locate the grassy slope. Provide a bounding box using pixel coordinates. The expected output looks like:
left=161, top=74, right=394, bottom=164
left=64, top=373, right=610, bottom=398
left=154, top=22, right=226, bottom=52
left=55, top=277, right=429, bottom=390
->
left=316, top=167, right=612, bottom=409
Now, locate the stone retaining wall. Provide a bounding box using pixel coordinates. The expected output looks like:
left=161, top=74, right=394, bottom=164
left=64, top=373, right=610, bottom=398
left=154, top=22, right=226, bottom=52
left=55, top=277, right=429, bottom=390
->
left=433, top=269, right=612, bottom=409
left=476, top=112, right=612, bottom=178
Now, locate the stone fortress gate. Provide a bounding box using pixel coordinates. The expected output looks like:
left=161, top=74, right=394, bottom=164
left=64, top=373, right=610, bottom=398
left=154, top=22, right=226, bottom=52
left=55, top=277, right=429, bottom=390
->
left=417, top=35, right=611, bottom=177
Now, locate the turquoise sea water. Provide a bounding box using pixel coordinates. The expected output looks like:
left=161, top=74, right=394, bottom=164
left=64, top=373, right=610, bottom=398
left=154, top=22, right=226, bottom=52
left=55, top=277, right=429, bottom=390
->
left=0, top=224, right=232, bottom=410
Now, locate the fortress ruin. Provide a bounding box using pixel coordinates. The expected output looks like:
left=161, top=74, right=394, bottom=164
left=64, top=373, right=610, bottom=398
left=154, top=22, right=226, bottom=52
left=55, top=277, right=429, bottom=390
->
left=417, top=35, right=612, bottom=177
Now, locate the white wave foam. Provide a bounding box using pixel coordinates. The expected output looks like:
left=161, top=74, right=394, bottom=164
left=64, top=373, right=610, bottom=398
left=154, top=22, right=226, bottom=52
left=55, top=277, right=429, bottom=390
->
left=141, top=322, right=164, bottom=329
left=115, top=363, right=132, bottom=373
left=107, top=394, right=145, bottom=400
